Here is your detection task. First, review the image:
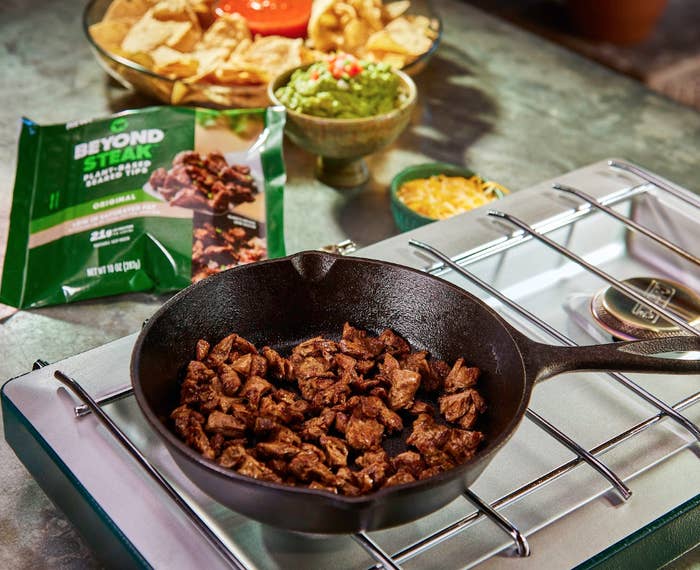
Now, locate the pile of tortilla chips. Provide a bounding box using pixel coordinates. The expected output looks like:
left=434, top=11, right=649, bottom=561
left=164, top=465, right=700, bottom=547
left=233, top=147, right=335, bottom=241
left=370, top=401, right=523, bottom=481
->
left=89, top=0, right=438, bottom=95
left=89, top=0, right=315, bottom=87
left=308, top=0, right=438, bottom=69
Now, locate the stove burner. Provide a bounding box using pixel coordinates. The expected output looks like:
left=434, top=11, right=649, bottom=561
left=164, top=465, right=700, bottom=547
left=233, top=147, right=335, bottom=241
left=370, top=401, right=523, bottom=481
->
left=590, top=277, right=700, bottom=341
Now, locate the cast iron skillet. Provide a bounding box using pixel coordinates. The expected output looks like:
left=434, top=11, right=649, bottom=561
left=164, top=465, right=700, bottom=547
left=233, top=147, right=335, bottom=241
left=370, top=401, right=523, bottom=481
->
left=131, top=251, right=700, bottom=534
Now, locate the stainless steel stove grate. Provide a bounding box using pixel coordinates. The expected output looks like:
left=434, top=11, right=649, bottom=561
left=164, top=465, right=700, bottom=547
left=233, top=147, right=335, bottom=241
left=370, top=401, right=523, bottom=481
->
left=42, top=161, right=700, bottom=570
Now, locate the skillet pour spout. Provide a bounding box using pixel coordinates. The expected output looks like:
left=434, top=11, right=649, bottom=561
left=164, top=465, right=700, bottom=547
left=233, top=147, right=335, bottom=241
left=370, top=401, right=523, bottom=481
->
left=131, top=251, right=700, bottom=534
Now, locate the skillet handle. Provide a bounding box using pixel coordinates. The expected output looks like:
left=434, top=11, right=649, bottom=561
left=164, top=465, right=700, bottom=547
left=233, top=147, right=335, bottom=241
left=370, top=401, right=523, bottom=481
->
left=527, top=336, right=700, bottom=382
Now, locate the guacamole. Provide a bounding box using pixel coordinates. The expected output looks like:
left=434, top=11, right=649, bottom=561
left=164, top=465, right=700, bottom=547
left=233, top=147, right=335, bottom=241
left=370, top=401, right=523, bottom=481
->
left=275, top=56, right=401, bottom=119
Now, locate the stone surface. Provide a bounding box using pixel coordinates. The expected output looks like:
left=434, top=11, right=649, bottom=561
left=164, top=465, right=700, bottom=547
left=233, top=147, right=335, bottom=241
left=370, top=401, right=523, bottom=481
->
left=1, top=0, right=699, bottom=567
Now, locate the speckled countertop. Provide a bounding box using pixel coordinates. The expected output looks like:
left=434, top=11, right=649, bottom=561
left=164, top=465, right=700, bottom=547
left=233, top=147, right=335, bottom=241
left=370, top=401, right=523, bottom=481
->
left=1, top=0, right=699, bottom=567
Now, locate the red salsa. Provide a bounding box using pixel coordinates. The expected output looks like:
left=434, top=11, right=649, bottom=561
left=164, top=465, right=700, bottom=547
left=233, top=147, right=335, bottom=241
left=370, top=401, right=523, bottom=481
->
left=215, top=0, right=313, bottom=38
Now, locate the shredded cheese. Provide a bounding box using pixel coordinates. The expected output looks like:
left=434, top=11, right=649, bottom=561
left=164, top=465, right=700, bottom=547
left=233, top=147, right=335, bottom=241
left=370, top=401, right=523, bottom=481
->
left=396, top=174, right=509, bottom=219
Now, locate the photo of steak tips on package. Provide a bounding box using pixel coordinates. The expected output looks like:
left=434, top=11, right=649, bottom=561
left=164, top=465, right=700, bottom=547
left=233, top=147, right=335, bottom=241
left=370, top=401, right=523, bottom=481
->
left=0, top=106, right=285, bottom=309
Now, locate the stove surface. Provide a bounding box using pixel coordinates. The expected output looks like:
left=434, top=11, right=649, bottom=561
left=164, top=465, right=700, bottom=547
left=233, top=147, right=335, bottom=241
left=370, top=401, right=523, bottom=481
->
left=3, top=160, right=699, bottom=569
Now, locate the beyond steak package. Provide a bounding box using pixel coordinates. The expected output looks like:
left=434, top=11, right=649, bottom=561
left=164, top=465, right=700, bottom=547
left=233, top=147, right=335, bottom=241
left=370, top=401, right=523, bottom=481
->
left=1, top=106, right=286, bottom=309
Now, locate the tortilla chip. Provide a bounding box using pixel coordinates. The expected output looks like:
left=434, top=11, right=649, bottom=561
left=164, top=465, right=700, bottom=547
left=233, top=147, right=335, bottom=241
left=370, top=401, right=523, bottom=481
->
left=382, top=0, right=410, bottom=21
left=150, top=45, right=199, bottom=77
left=230, top=38, right=253, bottom=59
left=344, top=18, right=371, bottom=52
left=363, top=50, right=407, bottom=68
left=308, top=0, right=387, bottom=55
left=353, top=0, right=383, bottom=31
left=168, top=21, right=201, bottom=51
left=366, top=17, right=433, bottom=57
left=103, top=0, right=153, bottom=22
left=193, top=47, right=230, bottom=70
left=171, top=80, right=190, bottom=104
left=197, top=13, right=251, bottom=52
left=308, top=0, right=345, bottom=51
left=187, top=0, right=215, bottom=14
left=184, top=47, right=230, bottom=83
left=151, top=0, right=197, bottom=21
left=214, top=65, right=269, bottom=86
left=188, top=0, right=217, bottom=27
left=365, top=30, right=410, bottom=55
left=122, top=50, right=155, bottom=68
left=121, top=11, right=200, bottom=53
left=89, top=20, right=133, bottom=52
left=238, top=36, right=305, bottom=81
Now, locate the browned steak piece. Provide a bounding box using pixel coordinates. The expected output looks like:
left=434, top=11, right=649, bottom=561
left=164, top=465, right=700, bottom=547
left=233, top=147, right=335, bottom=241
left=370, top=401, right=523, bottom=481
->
left=355, top=448, right=389, bottom=468
left=444, top=358, right=480, bottom=393
left=256, top=441, right=301, bottom=459
left=171, top=405, right=215, bottom=460
left=443, top=428, right=484, bottom=463
left=262, top=347, right=294, bottom=380
left=388, top=368, right=421, bottom=410
left=378, top=328, right=411, bottom=356
left=439, top=389, right=486, bottom=428
left=259, top=396, right=304, bottom=425
left=218, top=444, right=247, bottom=468
left=218, top=363, right=242, bottom=396
left=289, top=450, right=336, bottom=485
left=205, top=410, right=247, bottom=438
left=308, top=481, right=338, bottom=493
left=339, top=322, right=385, bottom=359
left=292, top=336, right=339, bottom=358
left=407, top=400, right=435, bottom=416
left=271, top=426, right=302, bottom=447
left=300, top=413, right=334, bottom=441
left=384, top=470, right=416, bottom=487
left=240, top=375, right=274, bottom=407
left=406, top=413, right=449, bottom=454
left=195, top=339, right=210, bottom=361
left=358, top=396, right=403, bottom=432
left=293, top=355, right=335, bottom=380
left=237, top=455, right=283, bottom=483
left=184, top=360, right=216, bottom=384
left=319, top=435, right=349, bottom=467
left=206, top=334, right=236, bottom=367
left=346, top=410, right=385, bottom=451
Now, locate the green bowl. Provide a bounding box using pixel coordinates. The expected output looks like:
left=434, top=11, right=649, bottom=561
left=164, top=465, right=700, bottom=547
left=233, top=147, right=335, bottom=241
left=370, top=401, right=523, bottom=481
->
left=390, top=162, right=506, bottom=232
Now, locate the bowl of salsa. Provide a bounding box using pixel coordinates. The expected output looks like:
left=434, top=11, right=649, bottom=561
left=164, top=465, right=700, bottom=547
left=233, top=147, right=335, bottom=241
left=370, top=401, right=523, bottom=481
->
left=215, top=0, right=313, bottom=38
left=269, top=54, right=417, bottom=187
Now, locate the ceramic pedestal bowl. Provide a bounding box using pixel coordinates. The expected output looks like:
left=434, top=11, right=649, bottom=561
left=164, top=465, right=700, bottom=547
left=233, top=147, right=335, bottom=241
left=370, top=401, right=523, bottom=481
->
left=268, top=66, right=417, bottom=188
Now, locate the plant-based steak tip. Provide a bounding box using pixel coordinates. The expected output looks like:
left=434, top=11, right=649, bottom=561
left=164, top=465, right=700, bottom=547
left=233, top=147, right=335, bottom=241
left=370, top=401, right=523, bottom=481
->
left=170, top=323, right=486, bottom=496
left=149, top=150, right=258, bottom=214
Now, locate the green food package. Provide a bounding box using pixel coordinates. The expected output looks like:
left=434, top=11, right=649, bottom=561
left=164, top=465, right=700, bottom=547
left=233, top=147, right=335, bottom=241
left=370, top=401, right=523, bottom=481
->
left=1, top=105, right=286, bottom=309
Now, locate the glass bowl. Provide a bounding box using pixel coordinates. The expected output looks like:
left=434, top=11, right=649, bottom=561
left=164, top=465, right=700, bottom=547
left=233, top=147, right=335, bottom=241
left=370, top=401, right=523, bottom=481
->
left=83, top=0, right=442, bottom=108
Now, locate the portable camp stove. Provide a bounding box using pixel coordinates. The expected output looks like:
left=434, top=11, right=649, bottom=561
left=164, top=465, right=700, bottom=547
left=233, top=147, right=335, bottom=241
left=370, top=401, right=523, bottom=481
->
left=3, top=159, right=699, bottom=569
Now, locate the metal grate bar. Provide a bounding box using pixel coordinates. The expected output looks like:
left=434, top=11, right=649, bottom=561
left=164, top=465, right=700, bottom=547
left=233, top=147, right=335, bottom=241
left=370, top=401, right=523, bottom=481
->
left=54, top=370, right=249, bottom=570
left=354, top=532, right=402, bottom=570
left=488, top=210, right=700, bottom=336
left=608, top=160, right=700, bottom=209
left=422, top=184, right=651, bottom=277
left=375, top=389, right=700, bottom=568
left=525, top=410, right=631, bottom=499
left=553, top=183, right=700, bottom=266
left=411, top=240, right=636, bottom=497
left=463, top=489, right=530, bottom=557
left=410, top=239, right=700, bottom=442
left=75, top=384, right=132, bottom=417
